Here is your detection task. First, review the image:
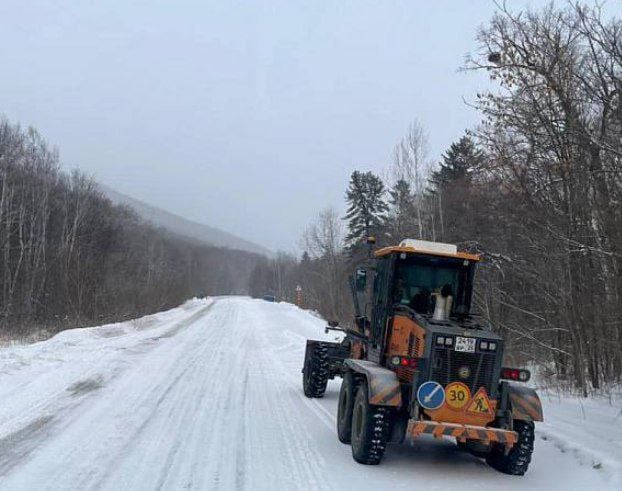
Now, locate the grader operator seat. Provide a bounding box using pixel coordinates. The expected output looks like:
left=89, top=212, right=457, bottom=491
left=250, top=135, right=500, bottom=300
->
left=409, top=289, right=431, bottom=314
left=389, top=251, right=475, bottom=318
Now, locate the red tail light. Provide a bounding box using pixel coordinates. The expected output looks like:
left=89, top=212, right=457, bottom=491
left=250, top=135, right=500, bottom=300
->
left=501, top=367, right=530, bottom=382
left=391, top=356, right=418, bottom=369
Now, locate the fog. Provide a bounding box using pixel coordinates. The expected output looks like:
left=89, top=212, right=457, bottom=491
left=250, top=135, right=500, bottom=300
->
left=0, top=0, right=537, bottom=251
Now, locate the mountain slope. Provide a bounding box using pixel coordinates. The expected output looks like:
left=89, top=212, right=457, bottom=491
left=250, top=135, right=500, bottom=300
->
left=101, top=185, right=271, bottom=256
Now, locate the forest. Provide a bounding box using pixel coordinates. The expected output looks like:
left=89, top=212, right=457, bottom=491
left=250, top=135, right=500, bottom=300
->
left=248, top=3, right=622, bottom=395
left=0, top=119, right=262, bottom=340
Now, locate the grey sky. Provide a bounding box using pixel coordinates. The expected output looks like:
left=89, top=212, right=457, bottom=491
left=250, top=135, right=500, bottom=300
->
left=1, top=0, right=539, bottom=252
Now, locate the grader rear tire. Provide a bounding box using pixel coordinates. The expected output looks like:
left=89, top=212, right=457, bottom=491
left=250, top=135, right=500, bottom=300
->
left=337, top=372, right=357, bottom=443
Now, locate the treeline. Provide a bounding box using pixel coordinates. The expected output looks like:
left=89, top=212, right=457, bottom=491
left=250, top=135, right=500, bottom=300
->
left=250, top=3, right=622, bottom=394
left=248, top=214, right=351, bottom=322
left=0, top=119, right=262, bottom=339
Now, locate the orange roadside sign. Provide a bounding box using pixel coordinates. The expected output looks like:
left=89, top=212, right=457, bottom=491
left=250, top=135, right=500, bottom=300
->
left=445, top=382, right=471, bottom=410
left=466, top=387, right=493, bottom=415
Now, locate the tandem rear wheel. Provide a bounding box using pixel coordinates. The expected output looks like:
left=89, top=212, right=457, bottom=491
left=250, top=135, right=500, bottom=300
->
left=350, top=380, right=391, bottom=465
left=337, top=372, right=358, bottom=443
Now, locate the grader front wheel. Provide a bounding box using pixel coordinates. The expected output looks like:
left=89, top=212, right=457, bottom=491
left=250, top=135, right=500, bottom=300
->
left=302, top=344, right=329, bottom=398
left=486, top=420, right=535, bottom=475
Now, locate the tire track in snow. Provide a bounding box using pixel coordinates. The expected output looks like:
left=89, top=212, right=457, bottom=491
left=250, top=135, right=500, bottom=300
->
left=0, top=301, right=215, bottom=445
left=252, top=320, right=332, bottom=490
left=118, top=299, right=251, bottom=490
left=0, top=301, right=218, bottom=490
left=0, top=416, right=55, bottom=477
left=100, top=300, right=233, bottom=490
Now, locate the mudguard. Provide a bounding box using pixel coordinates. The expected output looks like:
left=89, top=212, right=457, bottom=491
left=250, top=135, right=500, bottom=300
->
left=344, top=359, right=402, bottom=407
left=506, top=383, right=544, bottom=422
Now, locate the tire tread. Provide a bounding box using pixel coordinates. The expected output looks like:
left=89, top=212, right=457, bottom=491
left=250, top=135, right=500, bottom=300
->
left=303, top=344, right=329, bottom=398
left=486, top=420, right=535, bottom=475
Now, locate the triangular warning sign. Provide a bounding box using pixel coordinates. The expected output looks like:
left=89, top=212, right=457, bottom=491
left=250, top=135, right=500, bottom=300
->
left=466, top=388, right=493, bottom=415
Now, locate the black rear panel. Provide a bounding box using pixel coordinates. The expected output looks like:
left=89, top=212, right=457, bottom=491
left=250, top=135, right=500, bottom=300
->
left=430, top=346, right=498, bottom=397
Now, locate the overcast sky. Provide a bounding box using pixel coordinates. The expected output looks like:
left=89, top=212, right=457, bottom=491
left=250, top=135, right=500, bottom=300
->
left=0, top=0, right=542, bottom=252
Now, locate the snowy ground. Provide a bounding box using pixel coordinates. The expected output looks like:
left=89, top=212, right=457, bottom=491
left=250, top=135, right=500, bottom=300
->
left=0, top=296, right=620, bottom=490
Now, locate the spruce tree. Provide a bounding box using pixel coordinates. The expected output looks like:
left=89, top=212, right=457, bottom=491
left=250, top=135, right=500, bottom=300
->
left=344, top=171, right=388, bottom=247
left=386, top=179, right=416, bottom=241
left=428, top=135, right=483, bottom=193
left=427, top=135, right=484, bottom=241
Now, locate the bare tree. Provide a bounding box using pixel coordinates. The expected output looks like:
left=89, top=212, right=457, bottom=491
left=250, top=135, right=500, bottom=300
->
left=391, top=121, right=437, bottom=240
left=0, top=117, right=267, bottom=340
left=303, top=208, right=345, bottom=320
left=465, top=2, right=622, bottom=392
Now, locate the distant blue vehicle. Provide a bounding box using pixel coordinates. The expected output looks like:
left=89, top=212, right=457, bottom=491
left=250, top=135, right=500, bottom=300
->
left=262, top=294, right=276, bottom=302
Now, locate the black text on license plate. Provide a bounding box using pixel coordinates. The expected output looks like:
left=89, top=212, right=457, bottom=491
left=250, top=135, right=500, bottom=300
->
left=455, top=336, right=476, bottom=353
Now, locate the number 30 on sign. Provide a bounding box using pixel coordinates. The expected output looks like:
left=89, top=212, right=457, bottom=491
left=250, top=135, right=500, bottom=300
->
left=445, top=382, right=471, bottom=410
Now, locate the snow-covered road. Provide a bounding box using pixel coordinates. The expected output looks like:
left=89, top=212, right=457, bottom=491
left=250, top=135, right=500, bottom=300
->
left=0, top=297, right=619, bottom=490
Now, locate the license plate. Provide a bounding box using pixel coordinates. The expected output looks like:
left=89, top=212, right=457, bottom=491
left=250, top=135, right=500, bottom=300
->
left=455, top=336, right=476, bottom=353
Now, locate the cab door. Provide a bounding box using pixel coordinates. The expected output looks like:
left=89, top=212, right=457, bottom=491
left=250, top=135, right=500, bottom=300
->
left=369, top=256, right=393, bottom=363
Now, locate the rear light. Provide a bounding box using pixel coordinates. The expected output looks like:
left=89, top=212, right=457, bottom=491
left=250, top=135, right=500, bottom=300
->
left=501, top=367, right=531, bottom=382
left=391, top=356, right=418, bottom=369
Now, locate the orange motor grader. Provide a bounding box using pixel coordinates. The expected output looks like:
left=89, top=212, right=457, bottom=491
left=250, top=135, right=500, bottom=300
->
left=302, top=239, right=542, bottom=475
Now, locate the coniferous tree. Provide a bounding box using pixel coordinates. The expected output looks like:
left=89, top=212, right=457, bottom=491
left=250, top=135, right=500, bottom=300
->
left=428, top=135, right=483, bottom=193
left=344, top=171, right=388, bottom=247
left=386, top=179, right=416, bottom=242
left=426, top=135, right=485, bottom=242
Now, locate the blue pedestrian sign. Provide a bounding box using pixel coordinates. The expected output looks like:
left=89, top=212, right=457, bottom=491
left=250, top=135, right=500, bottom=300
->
left=417, top=381, right=445, bottom=410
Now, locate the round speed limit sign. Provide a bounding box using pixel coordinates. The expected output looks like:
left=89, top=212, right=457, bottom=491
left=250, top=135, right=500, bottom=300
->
left=445, top=382, right=471, bottom=410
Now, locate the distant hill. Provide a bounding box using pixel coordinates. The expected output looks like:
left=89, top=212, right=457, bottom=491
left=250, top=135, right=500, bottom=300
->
left=101, top=185, right=272, bottom=257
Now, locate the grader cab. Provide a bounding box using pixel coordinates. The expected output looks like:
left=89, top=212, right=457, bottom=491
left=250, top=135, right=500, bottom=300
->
left=302, top=239, right=542, bottom=475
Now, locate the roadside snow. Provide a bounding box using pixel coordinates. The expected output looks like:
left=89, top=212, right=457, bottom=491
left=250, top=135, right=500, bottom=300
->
left=538, top=391, right=622, bottom=481
left=0, top=297, right=619, bottom=490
